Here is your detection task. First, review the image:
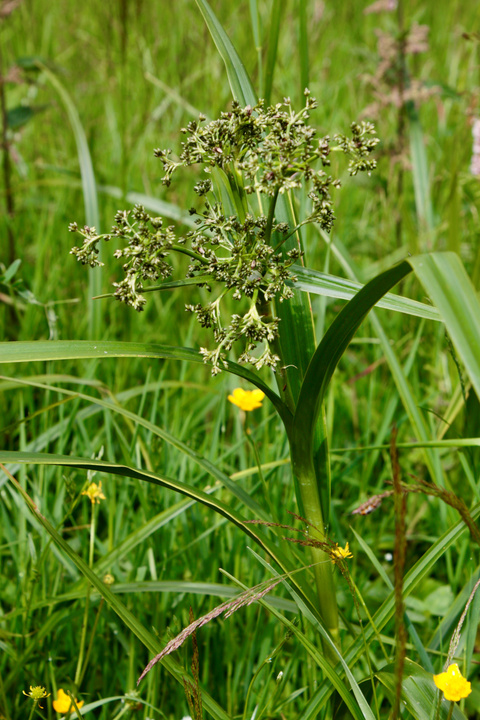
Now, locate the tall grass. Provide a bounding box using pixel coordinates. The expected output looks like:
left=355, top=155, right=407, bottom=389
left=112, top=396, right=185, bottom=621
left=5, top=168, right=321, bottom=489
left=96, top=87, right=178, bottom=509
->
left=1, top=2, right=480, bottom=719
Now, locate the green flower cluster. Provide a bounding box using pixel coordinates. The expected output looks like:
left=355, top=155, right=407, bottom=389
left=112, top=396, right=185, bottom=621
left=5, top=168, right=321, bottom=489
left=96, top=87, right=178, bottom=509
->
left=70, top=91, right=378, bottom=374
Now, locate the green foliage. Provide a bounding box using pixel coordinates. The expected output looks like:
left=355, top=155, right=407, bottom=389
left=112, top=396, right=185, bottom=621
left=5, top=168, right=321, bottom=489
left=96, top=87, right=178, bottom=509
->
left=1, top=2, right=480, bottom=720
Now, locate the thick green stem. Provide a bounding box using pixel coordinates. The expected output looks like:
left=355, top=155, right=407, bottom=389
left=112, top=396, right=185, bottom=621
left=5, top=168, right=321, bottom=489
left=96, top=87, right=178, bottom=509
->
left=268, top=307, right=339, bottom=648
left=74, top=501, right=96, bottom=687
left=262, top=187, right=340, bottom=651
left=292, top=447, right=339, bottom=650
left=264, top=187, right=280, bottom=246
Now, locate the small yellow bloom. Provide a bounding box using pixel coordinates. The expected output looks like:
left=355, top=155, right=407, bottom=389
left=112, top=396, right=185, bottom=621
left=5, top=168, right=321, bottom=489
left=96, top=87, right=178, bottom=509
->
left=433, top=663, right=472, bottom=702
left=81, top=480, right=106, bottom=504
left=53, top=688, right=85, bottom=714
left=228, top=388, right=265, bottom=412
left=23, top=685, right=50, bottom=708
left=103, top=573, right=115, bottom=585
left=331, top=542, right=353, bottom=563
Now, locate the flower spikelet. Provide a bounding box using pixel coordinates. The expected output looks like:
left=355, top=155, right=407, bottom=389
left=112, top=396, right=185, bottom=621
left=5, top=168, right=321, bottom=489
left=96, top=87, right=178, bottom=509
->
left=53, top=688, right=85, bottom=713
left=433, top=664, right=472, bottom=702
left=82, top=480, right=106, bottom=504
left=228, top=388, right=265, bottom=411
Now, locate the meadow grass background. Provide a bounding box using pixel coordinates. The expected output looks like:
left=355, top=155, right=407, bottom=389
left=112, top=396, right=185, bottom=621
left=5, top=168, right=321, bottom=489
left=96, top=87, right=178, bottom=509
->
left=1, top=1, right=480, bottom=718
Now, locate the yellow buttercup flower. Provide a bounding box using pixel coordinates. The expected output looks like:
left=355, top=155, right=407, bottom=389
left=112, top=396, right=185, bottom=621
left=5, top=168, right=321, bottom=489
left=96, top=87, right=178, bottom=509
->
left=228, top=388, right=265, bottom=411
left=53, top=688, right=85, bottom=714
left=23, top=685, right=50, bottom=708
left=81, top=480, right=106, bottom=504
left=433, top=663, right=472, bottom=702
left=331, top=542, right=353, bottom=563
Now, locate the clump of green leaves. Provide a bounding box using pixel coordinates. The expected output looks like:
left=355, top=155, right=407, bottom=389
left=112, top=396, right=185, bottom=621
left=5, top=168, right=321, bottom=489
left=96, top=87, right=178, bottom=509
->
left=70, top=91, right=378, bottom=374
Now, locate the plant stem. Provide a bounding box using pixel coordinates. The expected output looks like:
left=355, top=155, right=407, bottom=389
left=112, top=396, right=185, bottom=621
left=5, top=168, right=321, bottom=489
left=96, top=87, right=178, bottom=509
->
left=171, top=245, right=209, bottom=263
left=111, top=706, right=130, bottom=720
left=291, top=453, right=339, bottom=650
left=244, top=417, right=276, bottom=521
left=77, top=599, right=105, bottom=688
left=264, top=187, right=280, bottom=246
left=0, top=40, right=15, bottom=266
left=74, top=501, right=96, bottom=687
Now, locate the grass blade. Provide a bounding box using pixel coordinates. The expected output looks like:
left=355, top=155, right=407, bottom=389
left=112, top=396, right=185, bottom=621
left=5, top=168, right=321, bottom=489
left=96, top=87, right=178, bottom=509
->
left=1, top=465, right=232, bottom=720
left=298, top=0, right=309, bottom=92
left=409, top=109, right=435, bottom=240
left=263, top=0, right=283, bottom=105
left=410, top=252, right=480, bottom=401
left=0, top=450, right=321, bottom=620
left=38, top=62, right=101, bottom=337
left=0, top=339, right=292, bottom=430
left=249, top=0, right=263, bottom=94
left=293, top=261, right=412, bottom=465
left=291, top=264, right=441, bottom=321
left=194, top=0, right=257, bottom=106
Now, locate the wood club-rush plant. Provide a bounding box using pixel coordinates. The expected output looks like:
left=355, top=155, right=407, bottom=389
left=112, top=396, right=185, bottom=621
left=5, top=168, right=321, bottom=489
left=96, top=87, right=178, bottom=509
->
left=68, top=91, right=379, bottom=650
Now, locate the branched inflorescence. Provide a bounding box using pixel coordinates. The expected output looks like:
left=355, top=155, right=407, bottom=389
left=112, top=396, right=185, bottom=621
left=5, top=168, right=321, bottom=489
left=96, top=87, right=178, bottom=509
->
left=70, top=91, right=379, bottom=374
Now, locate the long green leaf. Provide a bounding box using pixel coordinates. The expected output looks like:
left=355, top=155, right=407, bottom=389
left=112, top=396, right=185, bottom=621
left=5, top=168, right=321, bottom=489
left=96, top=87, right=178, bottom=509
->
left=298, top=0, right=309, bottom=92
left=100, top=186, right=197, bottom=228
left=263, top=0, right=283, bottom=105
left=291, top=265, right=441, bottom=321
left=38, top=62, right=101, bottom=337
left=0, top=339, right=292, bottom=431
left=0, top=450, right=320, bottom=619
left=8, top=581, right=297, bottom=620
left=249, top=0, right=264, bottom=94
left=409, top=253, right=480, bottom=402
left=194, top=0, right=257, bottom=106
left=0, top=374, right=269, bottom=521
left=317, top=231, right=444, bottom=485
left=292, top=261, right=412, bottom=467
left=409, top=109, right=435, bottom=238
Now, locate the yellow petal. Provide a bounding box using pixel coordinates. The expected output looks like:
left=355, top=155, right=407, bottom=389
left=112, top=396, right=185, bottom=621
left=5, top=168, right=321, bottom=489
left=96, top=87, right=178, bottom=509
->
left=433, top=664, right=472, bottom=702
left=228, top=388, right=265, bottom=411
left=53, top=688, right=85, bottom=713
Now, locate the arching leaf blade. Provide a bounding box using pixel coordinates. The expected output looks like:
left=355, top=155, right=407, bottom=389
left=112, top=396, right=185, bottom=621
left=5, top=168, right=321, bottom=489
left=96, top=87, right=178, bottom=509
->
left=292, top=261, right=412, bottom=466
left=409, top=252, right=480, bottom=402
left=0, top=450, right=320, bottom=619
left=291, top=265, right=441, bottom=322
left=1, top=466, right=232, bottom=720
left=0, top=340, right=292, bottom=431
left=194, top=0, right=257, bottom=106
left=38, top=62, right=101, bottom=336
